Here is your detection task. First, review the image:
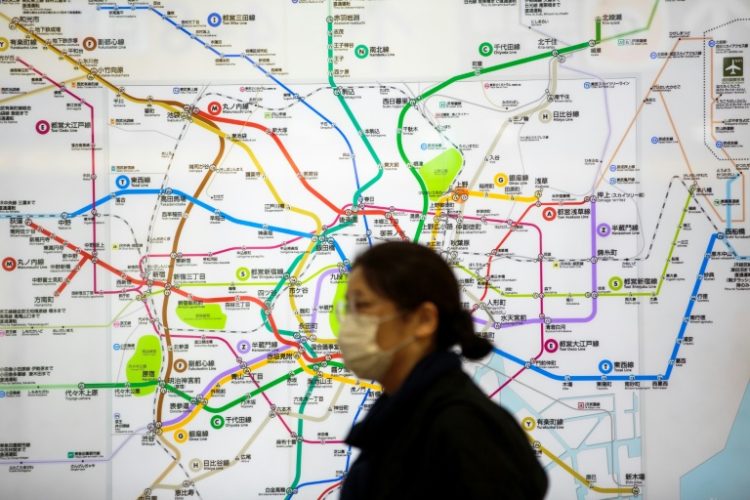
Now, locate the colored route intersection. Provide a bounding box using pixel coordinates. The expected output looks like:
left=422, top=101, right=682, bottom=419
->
left=0, top=1, right=749, bottom=499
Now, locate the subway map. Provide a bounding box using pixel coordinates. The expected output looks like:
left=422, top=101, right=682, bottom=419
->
left=1, top=0, right=749, bottom=499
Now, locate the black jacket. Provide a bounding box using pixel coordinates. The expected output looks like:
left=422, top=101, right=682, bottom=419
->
left=341, top=350, right=548, bottom=499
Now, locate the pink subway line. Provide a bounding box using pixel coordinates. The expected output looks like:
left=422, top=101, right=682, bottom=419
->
left=136, top=239, right=305, bottom=277
left=139, top=290, right=342, bottom=444
left=141, top=298, right=240, bottom=360
left=16, top=57, right=99, bottom=291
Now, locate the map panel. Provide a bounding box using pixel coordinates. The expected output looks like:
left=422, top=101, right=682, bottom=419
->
left=1, top=1, right=749, bottom=499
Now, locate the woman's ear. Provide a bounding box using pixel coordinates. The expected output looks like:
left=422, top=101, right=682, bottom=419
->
left=412, top=301, right=439, bottom=340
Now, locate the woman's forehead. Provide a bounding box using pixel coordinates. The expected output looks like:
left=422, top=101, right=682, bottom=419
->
left=346, top=268, right=377, bottom=298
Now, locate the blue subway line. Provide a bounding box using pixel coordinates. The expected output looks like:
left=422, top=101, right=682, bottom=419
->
left=493, top=234, right=717, bottom=383
left=721, top=238, right=750, bottom=261
left=288, top=477, right=340, bottom=498
left=284, top=391, right=371, bottom=498
left=344, top=388, right=370, bottom=473
left=725, top=174, right=740, bottom=230
left=97, top=4, right=374, bottom=247
left=69, top=188, right=311, bottom=237
left=721, top=174, right=749, bottom=260
left=18, top=187, right=349, bottom=262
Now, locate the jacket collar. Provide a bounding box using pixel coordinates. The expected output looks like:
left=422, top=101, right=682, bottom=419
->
left=345, top=350, right=461, bottom=449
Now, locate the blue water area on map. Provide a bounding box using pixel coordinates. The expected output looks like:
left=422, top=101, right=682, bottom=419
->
left=680, top=380, right=750, bottom=499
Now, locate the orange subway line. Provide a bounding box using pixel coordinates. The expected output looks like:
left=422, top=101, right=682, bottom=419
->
left=194, top=110, right=409, bottom=239
left=658, top=91, right=726, bottom=221
left=25, top=220, right=335, bottom=365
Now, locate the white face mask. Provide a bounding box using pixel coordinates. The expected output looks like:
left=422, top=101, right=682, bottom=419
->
left=337, top=312, right=414, bottom=382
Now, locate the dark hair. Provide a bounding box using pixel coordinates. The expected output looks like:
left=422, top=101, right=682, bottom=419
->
left=352, top=241, right=492, bottom=360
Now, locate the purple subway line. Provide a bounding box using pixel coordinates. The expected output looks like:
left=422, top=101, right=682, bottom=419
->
left=158, top=266, right=344, bottom=441
left=160, top=346, right=292, bottom=427
left=488, top=200, right=599, bottom=396
left=97, top=285, right=144, bottom=296
left=0, top=427, right=146, bottom=465
left=473, top=199, right=599, bottom=329
left=309, top=268, right=340, bottom=327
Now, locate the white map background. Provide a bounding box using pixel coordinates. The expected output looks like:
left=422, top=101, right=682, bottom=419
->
left=0, top=1, right=749, bottom=499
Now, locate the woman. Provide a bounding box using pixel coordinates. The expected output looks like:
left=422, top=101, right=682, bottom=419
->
left=337, top=241, right=548, bottom=499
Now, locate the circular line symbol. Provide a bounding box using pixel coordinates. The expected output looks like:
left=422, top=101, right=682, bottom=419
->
left=210, top=415, right=225, bottom=429
left=596, top=223, right=611, bottom=237
left=542, top=207, right=557, bottom=221
left=207, top=101, right=222, bottom=116
left=544, top=339, right=559, bottom=353
left=35, top=120, right=51, bottom=135
left=115, top=175, right=130, bottom=189
left=494, top=172, right=508, bottom=188
left=207, top=12, right=222, bottom=27
left=173, top=358, right=188, bottom=373
left=82, top=36, right=97, bottom=51
left=2, top=257, right=17, bottom=272
left=235, top=266, right=250, bottom=281
left=174, top=428, right=188, bottom=443
left=608, top=276, right=623, bottom=291
left=478, top=42, right=493, bottom=57
left=237, top=340, right=251, bottom=354
left=598, top=359, right=613, bottom=374
left=0, top=37, right=10, bottom=52
left=354, top=44, right=369, bottom=59
left=521, top=417, right=537, bottom=431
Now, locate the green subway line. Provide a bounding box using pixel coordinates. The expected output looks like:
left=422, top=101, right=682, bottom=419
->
left=0, top=383, right=79, bottom=391
left=655, top=186, right=694, bottom=295
left=178, top=281, right=277, bottom=288
left=203, top=366, right=307, bottom=414
left=325, top=8, right=398, bottom=238
left=394, top=0, right=660, bottom=241
left=2, top=367, right=326, bottom=427
left=84, top=380, right=157, bottom=389
left=0, top=292, right=144, bottom=331
left=299, top=264, right=339, bottom=284
left=287, top=375, right=319, bottom=496
left=261, top=250, right=318, bottom=358
left=259, top=235, right=348, bottom=360
left=454, top=186, right=693, bottom=300
left=327, top=360, right=345, bottom=370
left=395, top=41, right=590, bottom=242
left=603, top=0, right=660, bottom=42
left=68, top=366, right=309, bottom=416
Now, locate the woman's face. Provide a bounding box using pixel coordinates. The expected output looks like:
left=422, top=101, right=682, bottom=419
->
left=344, top=267, right=409, bottom=350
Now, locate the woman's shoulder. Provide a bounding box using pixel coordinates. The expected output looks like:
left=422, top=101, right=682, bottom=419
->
left=422, top=366, right=526, bottom=436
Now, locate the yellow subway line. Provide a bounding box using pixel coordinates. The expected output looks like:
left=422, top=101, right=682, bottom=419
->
left=467, top=189, right=537, bottom=203
left=162, top=358, right=271, bottom=432
left=296, top=357, right=380, bottom=391
left=0, top=75, right=86, bottom=104
left=529, top=435, right=636, bottom=495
